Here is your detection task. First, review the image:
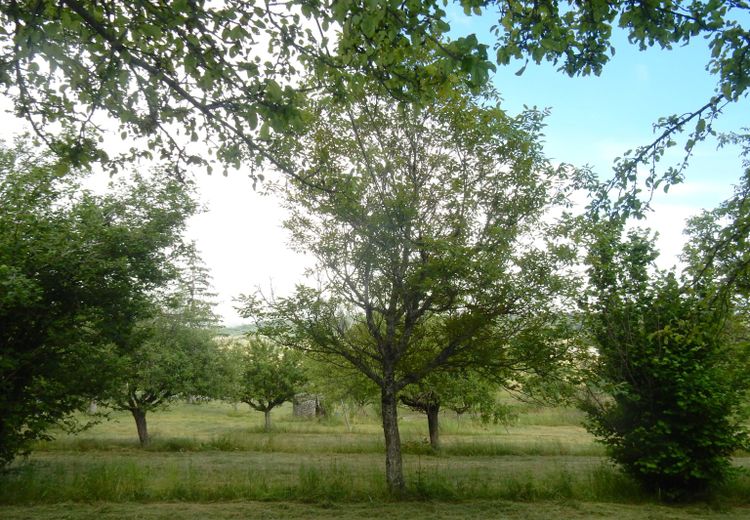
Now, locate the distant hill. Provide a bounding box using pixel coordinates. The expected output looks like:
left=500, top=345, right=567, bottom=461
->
left=218, top=324, right=256, bottom=336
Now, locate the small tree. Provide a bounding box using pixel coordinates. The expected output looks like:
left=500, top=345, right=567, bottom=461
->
left=401, top=369, right=507, bottom=449
left=235, top=338, right=307, bottom=432
left=108, top=311, right=222, bottom=446
left=583, top=218, right=750, bottom=499
left=104, top=247, right=222, bottom=447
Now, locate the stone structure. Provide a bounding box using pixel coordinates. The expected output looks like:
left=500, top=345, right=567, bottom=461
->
left=293, top=393, right=326, bottom=418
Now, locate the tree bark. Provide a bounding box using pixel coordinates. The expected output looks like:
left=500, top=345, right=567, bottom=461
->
left=131, top=408, right=149, bottom=447
left=381, top=384, right=404, bottom=492
left=426, top=403, right=440, bottom=450
left=264, top=409, right=271, bottom=432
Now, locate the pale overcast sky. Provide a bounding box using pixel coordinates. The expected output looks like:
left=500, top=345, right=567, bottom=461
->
left=2, top=17, right=747, bottom=325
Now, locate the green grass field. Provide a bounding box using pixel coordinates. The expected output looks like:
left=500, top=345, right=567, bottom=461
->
left=2, top=400, right=749, bottom=519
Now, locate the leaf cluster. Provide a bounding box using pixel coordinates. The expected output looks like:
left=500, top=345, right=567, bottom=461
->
left=0, top=138, right=195, bottom=466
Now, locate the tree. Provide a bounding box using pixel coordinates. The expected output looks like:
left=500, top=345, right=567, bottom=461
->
left=582, top=218, right=750, bottom=499
left=400, top=368, right=506, bottom=450
left=302, top=355, right=379, bottom=432
left=232, top=337, right=307, bottom=432
left=109, top=312, right=222, bottom=446
left=242, top=76, right=580, bottom=491
left=0, top=138, right=195, bottom=465
left=105, top=254, right=223, bottom=447
left=0, top=1, right=494, bottom=176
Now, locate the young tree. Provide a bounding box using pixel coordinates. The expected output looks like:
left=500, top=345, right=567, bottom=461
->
left=582, top=217, right=750, bottom=499
left=105, top=254, right=223, bottom=447
left=400, top=368, right=506, bottom=450
left=232, top=338, right=307, bottom=432
left=109, top=312, right=222, bottom=446
left=242, top=75, right=581, bottom=490
left=0, top=139, right=195, bottom=465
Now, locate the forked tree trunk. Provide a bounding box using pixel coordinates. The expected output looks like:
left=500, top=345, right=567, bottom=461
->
left=131, top=408, right=149, bottom=447
left=264, top=409, right=272, bottom=432
left=381, top=384, right=404, bottom=492
left=426, top=403, right=440, bottom=450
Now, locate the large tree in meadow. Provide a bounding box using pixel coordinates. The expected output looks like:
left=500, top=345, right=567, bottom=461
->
left=0, top=139, right=195, bottom=465
left=242, top=76, right=581, bottom=491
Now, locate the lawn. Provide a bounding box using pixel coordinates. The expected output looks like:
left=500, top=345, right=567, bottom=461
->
left=1, top=400, right=748, bottom=519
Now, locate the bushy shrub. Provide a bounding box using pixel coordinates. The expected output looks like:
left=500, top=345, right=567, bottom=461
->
left=584, top=226, right=750, bottom=500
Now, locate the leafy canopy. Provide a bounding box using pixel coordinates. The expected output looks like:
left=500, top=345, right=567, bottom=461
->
left=0, top=0, right=493, bottom=176
left=0, top=138, right=196, bottom=465
left=484, top=0, right=750, bottom=211
left=225, top=337, right=307, bottom=431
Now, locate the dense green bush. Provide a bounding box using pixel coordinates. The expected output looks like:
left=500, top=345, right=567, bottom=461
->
left=584, top=224, right=750, bottom=500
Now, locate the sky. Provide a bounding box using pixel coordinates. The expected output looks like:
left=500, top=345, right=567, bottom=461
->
left=447, top=8, right=746, bottom=261
left=3, top=11, right=748, bottom=325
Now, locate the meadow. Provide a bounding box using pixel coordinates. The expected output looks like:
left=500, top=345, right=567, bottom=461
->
left=1, top=400, right=749, bottom=519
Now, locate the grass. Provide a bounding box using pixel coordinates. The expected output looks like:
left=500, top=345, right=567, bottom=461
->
left=2, top=400, right=749, bottom=518
left=34, top=401, right=605, bottom=456
left=4, top=501, right=750, bottom=520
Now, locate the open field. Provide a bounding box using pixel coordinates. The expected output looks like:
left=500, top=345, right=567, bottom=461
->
left=2, top=401, right=749, bottom=518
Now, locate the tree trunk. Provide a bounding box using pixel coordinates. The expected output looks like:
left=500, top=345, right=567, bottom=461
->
left=341, top=399, right=352, bottom=433
left=426, top=403, right=440, bottom=450
left=131, top=408, right=149, bottom=447
left=381, top=384, right=404, bottom=492
left=264, top=409, right=271, bottom=432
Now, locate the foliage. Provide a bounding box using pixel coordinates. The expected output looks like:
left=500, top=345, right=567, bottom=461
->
left=682, top=134, right=750, bottom=299
left=0, top=138, right=195, bottom=466
left=407, top=369, right=507, bottom=421
left=582, top=220, right=750, bottom=499
left=401, top=368, right=508, bottom=449
left=230, top=337, right=307, bottom=432
left=0, top=0, right=496, bottom=176
left=242, top=74, right=581, bottom=489
left=104, top=262, right=224, bottom=447
left=3, top=1, right=747, bottom=189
